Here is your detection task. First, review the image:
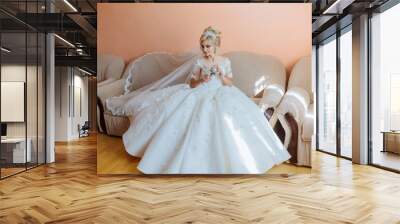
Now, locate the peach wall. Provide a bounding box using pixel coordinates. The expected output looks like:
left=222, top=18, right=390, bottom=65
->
left=98, top=3, right=311, bottom=73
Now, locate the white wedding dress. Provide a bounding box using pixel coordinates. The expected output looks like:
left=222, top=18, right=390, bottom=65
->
left=109, top=55, right=290, bottom=174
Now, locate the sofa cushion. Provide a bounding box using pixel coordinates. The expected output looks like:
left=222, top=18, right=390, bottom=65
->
left=97, top=54, right=125, bottom=82
left=223, top=51, right=286, bottom=97
left=288, top=56, right=312, bottom=103
left=97, top=79, right=125, bottom=104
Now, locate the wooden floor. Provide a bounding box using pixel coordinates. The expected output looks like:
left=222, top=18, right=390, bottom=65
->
left=97, top=134, right=141, bottom=175
left=372, top=150, right=400, bottom=171
left=1, top=134, right=400, bottom=223
left=97, top=133, right=311, bottom=175
left=1, top=167, right=26, bottom=178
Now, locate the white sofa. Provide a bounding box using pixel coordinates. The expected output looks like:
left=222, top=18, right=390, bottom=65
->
left=225, top=52, right=286, bottom=107
left=97, top=51, right=287, bottom=137
left=97, top=54, right=128, bottom=135
left=97, top=54, right=125, bottom=84
left=97, top=52, right=313, bottom=167
left=269, top=56, right=313, bottom=167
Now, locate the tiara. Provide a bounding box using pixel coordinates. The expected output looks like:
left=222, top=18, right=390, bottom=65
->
left=203, top=30, right=217, bottom=38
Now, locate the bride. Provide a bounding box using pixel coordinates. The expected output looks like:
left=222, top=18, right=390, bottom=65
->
left=106, top=26, right=290, bottom=174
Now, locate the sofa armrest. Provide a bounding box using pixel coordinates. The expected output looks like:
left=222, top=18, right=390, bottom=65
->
left=97, top=79, right=125, bottom=104
left=258, top=84, right=285, bottom=111
left=276, top=87, right=310, bottom=124
left=97, top=97, right=106, bottom=133
left=98, top=78, right=117, bottom=88
left=98, top=54, right=125, bottom=82
left=302, top=103, right=314, bottom=142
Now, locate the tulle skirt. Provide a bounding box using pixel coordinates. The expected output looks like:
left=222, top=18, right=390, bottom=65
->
left=122, top=77, right=291, bottom=174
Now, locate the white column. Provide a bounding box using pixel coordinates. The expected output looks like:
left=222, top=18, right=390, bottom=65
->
left=54, top=67, right=73, bottom=141
left=352, top=14, right=369, bottom=164
left=312, top=45, right=317, bottom=151
left=46, top=33, right=55, bottom=163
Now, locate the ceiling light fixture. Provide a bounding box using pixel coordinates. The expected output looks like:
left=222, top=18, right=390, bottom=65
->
left=76, top=48, right=85, bottom=55
left=322, top=0, right=353, bottom=15
left=1, top=47, right=11, bottom=53
left=77, top=67, right=93, bottom=76
left=54, top=34, right=75, bottom=48
left=63, top=0, right=78, bottom=12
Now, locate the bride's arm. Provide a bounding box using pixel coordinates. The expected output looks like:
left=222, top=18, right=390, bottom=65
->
left=190, top=78, right=202, bottom=88
left=189, top=67, right=207, bottom=88
left=220, top=74, right=233, bottom=86
left=217, top=64, right=233, bottom=86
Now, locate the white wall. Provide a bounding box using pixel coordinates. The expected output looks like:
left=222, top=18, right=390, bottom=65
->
left=55, top=67, right=70, bottom=141
left=70, top=73, right=89, bottom=139
left=1, top=65, right=40, bottom=137
left=1, top=65, right=27, bottom=138
left=55, top=67, right=89, bottom=141
left=1, top=63, right=46, bottom=164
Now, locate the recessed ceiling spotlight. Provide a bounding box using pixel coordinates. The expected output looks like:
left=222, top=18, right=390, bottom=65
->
left=322, top=0, right=354, bottom=15
left=1, top=47, right=11, bottom=53
left=63, top=0, right=78, bottom=12
left=77, top=67, right=93, bottom=76
left=54, top=34, right=75, bottom=48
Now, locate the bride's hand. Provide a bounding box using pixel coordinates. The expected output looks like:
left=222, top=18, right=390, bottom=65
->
left=202, top=74, right=211, bottom=83
left=215, top=65, right=224, bottom=77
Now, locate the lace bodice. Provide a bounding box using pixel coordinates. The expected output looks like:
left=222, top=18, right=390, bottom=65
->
left=190, top=56, right=233, bottom=81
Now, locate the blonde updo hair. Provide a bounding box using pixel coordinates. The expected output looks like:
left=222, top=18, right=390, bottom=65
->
left=200, top=26, right=221, bottom=48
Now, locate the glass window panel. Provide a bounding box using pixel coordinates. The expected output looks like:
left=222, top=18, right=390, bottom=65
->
left=318, top=36, right=337, bottom=154
left=1, top=31, right=27, bottom=178
left=38, top=33, right=45, bottom=165
left=340, top=28, right=352, bottom=158
left=371, top=3, right=400, bottom=171
left=27, top=31, right=38, bottom=169
left=0, top=1, right=46, bottom=179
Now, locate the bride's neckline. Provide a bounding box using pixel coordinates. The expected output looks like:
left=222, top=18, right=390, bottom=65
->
left=200, top=55, right=223, bottom=66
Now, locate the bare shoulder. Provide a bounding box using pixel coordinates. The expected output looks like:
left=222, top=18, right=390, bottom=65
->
left=215, top=56, right=230, bottom=65
left=222, top=56, right=231, bottom=64
left=217, top=55, right=229, bottom=61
